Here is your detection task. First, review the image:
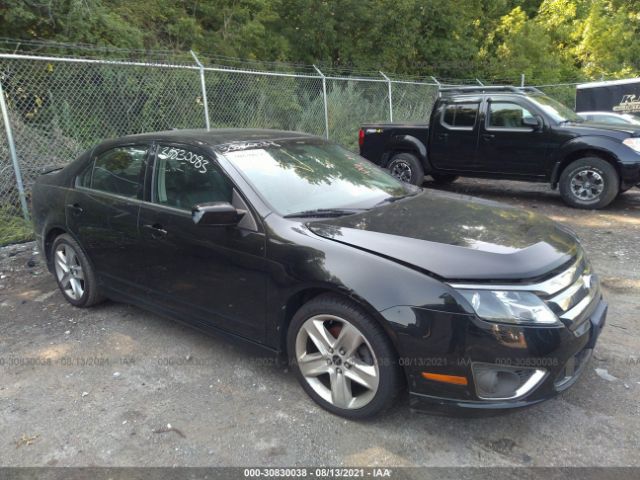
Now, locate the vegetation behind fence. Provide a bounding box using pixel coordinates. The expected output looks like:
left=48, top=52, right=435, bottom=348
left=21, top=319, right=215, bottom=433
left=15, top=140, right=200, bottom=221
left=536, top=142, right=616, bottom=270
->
left=0, top=51, right=579, bottom=246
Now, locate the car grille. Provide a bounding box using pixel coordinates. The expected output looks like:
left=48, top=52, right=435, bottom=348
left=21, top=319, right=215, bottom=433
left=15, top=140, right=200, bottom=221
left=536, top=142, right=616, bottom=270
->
left=539, top=254, right=600, bottom=331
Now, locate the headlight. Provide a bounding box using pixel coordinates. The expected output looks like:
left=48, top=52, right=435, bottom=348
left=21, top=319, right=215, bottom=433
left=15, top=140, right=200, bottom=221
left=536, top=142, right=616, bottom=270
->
left=622, top=138, right=640, bottom=153
left=458, top=290, right=559, bottom=325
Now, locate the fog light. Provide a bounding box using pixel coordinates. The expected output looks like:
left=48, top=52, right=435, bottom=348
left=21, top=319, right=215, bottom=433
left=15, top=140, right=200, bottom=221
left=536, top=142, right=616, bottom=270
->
left=472, top=363, right=547, bottom=400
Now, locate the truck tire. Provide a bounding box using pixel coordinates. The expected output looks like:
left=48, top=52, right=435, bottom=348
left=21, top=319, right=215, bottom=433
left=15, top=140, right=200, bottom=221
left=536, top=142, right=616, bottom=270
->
left=559, top=157, right=619, bottom=209
left=387, top=153, right=424, bottom=185
left=431, top=173, right=459, bottom=185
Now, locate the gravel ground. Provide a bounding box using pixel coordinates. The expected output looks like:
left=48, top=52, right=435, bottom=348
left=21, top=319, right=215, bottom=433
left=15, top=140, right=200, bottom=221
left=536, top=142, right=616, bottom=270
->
left=0, top=178, right=638, bottom=467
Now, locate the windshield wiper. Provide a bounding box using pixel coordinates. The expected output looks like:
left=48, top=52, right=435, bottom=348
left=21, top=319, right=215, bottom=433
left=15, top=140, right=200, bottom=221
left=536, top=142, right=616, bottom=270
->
left=283, top=208, right=367, bottom=218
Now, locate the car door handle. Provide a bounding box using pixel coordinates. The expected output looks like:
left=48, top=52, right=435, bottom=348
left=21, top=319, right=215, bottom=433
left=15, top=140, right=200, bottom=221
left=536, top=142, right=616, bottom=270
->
left=66, top=203, right=83, bottom=216
left=482, top=133, right=495, bottom=141
left=143, top=223, right=168, bottom=239
left=437, top=133, right=448, bottom=140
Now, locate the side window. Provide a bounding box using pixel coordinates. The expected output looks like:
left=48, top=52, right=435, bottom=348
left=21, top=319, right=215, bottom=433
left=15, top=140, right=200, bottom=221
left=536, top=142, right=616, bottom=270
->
left=442, top=102, right=479, bottom=129
left=154, top=145, right=233, bottom=210
left=80, top=146, right=148, bottom=198
left=488, top=102, right=535, bottom=129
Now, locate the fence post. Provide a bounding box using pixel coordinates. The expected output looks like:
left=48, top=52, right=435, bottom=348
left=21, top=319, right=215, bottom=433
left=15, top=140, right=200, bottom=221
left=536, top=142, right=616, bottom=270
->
left=190, top=50, right=211, bottom=131
left=521, top=73, right=525, bottom=87
left=0, top=81, right=29, bottom=221
left=313, top=65, right=330, bottom=139
left=380, top=71, right=393, bottom=122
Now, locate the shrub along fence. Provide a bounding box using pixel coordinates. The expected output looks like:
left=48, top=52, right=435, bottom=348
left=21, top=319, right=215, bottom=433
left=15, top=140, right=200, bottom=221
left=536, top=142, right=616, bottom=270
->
left=0, top=51, right=577, bottom=246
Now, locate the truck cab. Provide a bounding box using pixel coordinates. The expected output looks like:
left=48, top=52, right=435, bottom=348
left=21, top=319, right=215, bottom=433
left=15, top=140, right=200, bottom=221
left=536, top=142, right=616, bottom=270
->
left=359, top=86, right=640, bottom=209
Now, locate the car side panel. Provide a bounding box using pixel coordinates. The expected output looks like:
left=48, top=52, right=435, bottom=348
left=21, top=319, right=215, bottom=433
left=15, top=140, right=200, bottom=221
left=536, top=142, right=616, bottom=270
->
left=261, top=215, right=470, bottom=352
left=31, top=180, right=69, bottom=261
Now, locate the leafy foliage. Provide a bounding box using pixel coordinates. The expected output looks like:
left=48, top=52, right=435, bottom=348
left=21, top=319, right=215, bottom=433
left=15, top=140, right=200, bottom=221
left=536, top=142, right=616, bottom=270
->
left=1, top=0, right=638, bottom=83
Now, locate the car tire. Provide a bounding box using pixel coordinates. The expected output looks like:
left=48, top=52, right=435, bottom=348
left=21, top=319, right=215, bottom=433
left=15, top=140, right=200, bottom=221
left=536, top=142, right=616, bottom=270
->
left=387, top=153, right=424, bottom=186
left=51, top=233, right=104, bottom=307
left=431, top=173, right=459, bottom=185
left=287, top=294, right=402, bottom=419
left=559, top=157, right=619, bottom=209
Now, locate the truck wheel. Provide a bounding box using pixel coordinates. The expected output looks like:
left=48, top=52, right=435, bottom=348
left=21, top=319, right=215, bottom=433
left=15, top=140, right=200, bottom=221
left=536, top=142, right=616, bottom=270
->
left=431, top=173, right=458, bottom=185
left=559, top=157, right=619, bottom=209
left=387, top=153, right=424, bottom=185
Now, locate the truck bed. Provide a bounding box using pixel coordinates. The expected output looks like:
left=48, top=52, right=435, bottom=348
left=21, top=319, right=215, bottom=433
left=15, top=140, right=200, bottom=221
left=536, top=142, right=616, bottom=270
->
left=360, top=123, right=430, bottom=167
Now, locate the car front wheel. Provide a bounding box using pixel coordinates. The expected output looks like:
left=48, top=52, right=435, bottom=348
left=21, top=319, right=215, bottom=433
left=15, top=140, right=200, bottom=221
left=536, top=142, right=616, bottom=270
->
left=51, top=233, right=104, bottom=307
left=288, top=294, right=402, bottom=419
left=559, top=157, right=619, bottom=209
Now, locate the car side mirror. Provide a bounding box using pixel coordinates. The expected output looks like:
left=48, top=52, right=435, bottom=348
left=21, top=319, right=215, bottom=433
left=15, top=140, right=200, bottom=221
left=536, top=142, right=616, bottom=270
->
left=192, top=202, right=245, bottom=226
left=522, top=115, right=543, bottom=130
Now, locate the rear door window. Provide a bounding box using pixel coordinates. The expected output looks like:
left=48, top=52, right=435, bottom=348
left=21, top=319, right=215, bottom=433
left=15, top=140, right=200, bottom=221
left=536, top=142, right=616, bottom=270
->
left=441, top=102, right=479, bottom=129
left=78, top=145, right=148, bottom=198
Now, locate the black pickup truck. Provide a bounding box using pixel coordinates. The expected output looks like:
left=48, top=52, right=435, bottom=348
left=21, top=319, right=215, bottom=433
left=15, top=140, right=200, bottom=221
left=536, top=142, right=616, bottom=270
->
left=359, top=86, right=640, bottom=209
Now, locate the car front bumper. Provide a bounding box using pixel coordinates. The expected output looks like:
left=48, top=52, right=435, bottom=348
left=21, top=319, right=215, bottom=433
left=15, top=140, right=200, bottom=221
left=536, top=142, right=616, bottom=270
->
left=384, top=297, right=607, bottom=416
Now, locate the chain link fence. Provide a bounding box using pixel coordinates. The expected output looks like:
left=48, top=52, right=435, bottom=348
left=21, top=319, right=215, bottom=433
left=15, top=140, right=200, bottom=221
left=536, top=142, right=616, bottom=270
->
left=0, top=50, right=588, bottom=246
left=0, top=52, right=444, bottom=245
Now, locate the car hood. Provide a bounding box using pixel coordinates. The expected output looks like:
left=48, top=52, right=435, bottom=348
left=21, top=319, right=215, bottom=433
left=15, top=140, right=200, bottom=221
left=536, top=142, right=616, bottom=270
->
left=307, top=190, right=580, bottom=281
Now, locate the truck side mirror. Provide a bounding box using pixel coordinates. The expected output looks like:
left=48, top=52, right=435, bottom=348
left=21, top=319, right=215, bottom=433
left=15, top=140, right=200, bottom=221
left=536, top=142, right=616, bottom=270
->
left=522, top=115, right=543, bottom=130
left=192, top=202, right=245, bottom=226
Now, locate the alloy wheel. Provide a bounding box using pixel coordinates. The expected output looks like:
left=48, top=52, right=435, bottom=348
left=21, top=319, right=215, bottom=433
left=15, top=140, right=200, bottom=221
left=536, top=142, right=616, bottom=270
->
left=570, top=169, right=604, bottom=201
left=295, top=314, right=379, bottom=410
left=54, top=243, right=85, bottom=300
left=390, top=161, right=412, bottom=183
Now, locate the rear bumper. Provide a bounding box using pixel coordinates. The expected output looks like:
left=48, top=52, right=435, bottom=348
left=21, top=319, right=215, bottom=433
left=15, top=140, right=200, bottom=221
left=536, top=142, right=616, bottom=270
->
left=391, top=298, right=607, bottom=416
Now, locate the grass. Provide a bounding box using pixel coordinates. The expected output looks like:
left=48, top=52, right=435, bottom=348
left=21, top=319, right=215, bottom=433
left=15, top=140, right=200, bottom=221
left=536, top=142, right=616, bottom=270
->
left=0, top=208, right=34, bottom=246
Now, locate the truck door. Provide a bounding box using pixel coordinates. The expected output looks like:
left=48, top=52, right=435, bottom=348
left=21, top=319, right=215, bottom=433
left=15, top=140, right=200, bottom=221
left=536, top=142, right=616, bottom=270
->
left=477, top=98, right=548, bottom=176
left=429, top=99, right=481, bottom=171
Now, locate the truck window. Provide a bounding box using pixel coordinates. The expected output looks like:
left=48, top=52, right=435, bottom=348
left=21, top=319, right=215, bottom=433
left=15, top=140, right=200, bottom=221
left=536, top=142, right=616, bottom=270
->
left=442, top=103, right=478, bottom=129
left=488, top=102, right=535, bottom=129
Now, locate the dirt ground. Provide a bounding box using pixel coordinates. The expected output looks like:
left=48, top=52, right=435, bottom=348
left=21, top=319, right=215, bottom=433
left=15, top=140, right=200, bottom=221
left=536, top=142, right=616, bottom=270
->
left=0, top=178, right=638, bottom=467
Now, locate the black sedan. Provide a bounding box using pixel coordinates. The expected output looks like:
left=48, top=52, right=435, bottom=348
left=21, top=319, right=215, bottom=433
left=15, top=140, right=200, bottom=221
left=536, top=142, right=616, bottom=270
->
left=32, top=129, right=607, bottom=418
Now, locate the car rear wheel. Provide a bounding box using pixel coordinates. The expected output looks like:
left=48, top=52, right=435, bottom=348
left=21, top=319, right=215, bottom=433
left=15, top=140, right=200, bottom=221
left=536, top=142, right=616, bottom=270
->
left=387, top=153, right=424, bottom=186
left=51, top=234, right=104, bottom=307
left=431, top=173, right=459, bottom=185
left=559, top=157, right=619, bottom=209
left=288, top=294, right=402, bottom=419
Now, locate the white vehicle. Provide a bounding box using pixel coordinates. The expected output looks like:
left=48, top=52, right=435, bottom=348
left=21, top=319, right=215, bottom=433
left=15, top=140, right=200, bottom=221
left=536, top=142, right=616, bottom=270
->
left=578, top=111, right=640, bottom=126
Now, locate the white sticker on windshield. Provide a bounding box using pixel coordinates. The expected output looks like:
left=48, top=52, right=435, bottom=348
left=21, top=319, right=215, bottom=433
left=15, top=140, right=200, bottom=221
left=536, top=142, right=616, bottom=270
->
left=218, top=140, right=280, bottom=153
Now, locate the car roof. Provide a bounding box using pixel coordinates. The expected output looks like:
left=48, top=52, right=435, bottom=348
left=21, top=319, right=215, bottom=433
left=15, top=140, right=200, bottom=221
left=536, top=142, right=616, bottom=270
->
left=104, top=128, right=319, bottom=149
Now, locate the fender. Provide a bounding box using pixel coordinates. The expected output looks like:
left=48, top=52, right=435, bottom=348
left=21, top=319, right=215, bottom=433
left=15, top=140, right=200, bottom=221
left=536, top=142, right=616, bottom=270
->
left=385, top=134, right=432, bottom=172
left=550, top=135, right=635, bottom=185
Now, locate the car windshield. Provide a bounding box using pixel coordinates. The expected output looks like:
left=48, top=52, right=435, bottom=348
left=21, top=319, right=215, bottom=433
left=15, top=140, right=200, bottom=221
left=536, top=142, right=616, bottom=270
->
left=528, top=94, right=583, bottom=123
left=221, top=140, right=408, bottom=216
